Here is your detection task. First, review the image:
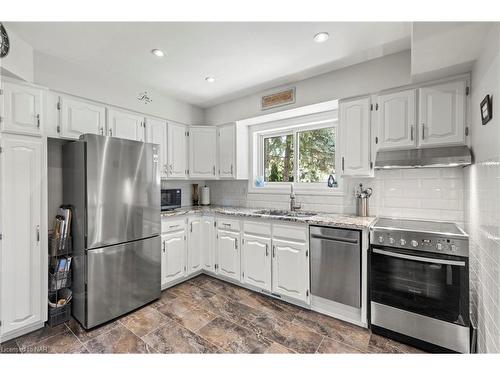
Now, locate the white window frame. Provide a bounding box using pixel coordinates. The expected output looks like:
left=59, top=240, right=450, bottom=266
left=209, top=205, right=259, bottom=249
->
left=248, top=110, right=343, bottom=195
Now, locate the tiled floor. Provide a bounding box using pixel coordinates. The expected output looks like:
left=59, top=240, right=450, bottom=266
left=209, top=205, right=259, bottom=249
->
left=0, top=275, right=424, bottom=354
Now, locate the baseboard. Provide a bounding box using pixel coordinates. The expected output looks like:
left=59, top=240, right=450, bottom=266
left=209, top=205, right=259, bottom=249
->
left=0, top=321, right=45, bottom=344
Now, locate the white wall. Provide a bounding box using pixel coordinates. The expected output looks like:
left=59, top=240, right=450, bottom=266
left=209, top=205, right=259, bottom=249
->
left=205, top=50, right=411, bottom=125
left=0, top=28, right=34, bottom=82
left=33, top=51, right=204, bottom=125
left=465, top=24, right=500, bottom=353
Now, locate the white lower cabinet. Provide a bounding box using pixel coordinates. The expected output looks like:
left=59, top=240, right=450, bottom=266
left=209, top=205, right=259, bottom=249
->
left=242, top=234, right=271, bottom=291
left=216, top=229, right=240, bottom=281
left=0, top=134, right=46, bottom=341
left=187, top=217, right=203, bottom=274
left=201, top=216, right=216, bottom=272
left=161, top=230, right=187, bottom=286
left=271, top=236, right=309, bottom=303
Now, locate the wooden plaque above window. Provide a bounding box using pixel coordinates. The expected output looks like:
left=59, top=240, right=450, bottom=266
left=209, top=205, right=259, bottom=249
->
left=261, top=88, right=295, bottom=110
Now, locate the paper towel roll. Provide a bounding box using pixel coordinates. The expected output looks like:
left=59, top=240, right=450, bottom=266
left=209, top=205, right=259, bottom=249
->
left=201, top=185, right=210, bottom=206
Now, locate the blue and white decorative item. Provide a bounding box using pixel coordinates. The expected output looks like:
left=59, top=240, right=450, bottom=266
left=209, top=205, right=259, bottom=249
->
left=255, top=176, right=265, bottom=188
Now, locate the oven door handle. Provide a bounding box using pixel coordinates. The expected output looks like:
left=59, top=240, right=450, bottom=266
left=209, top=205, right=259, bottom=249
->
left=373, top=248, right=466, bottom=267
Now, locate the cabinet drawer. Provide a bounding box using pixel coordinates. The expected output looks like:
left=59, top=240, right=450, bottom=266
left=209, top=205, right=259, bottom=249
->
left=243, top=220, right=271, bottom=237
left=161, top=218, right=187, bottom=233
left=217, top=217, right=241, bottom=232
left=272, top=224, right=308, bottom=242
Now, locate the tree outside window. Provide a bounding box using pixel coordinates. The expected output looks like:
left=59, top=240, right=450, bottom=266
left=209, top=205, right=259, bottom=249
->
left=263, top=126, right=335, bottom=184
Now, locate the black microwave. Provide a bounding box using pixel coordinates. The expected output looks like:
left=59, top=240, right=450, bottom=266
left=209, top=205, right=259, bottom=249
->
left=161, top=189, right=181, bottom=211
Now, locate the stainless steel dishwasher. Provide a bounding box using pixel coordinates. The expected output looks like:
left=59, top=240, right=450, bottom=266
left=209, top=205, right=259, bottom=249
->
left=310, top=226, right=361, bottom=308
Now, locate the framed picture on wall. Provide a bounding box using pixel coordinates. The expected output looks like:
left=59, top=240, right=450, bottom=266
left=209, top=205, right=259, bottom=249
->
left=480, top=94, right=492, bottom=125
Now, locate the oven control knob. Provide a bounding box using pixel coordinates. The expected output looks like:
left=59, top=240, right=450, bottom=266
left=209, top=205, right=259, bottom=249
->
left=399, top=239, right=406, bottom=246
left=388, top=237, right=395, bottom=245
left=378, top=236, right=384, bottom=244
left=411, top=240, right=419, bottom=248
left=436, top=243, right=443, bottom=251
left=450, top=244, right=457, bottom=252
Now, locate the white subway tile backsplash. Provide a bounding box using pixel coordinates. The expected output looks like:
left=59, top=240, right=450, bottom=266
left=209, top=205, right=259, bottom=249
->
left=207, top=167, right=465, bottom=224
left=465, top=157, right=500, bottom=353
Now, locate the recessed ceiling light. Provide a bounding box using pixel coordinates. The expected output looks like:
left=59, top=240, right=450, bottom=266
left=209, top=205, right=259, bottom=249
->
left=151, top=49, right=164, bottom=57
left=313, top=32, right=330, bottom=43
left=205, top=76, right=216, bottom=83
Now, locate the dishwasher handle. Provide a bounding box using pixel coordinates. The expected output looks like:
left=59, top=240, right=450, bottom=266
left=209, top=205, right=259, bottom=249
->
left=310, top=233, right=359, bottom=244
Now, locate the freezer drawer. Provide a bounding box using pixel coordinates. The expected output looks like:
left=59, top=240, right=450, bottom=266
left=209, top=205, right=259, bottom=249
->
left=86, top=235, right=161, bottom=328
left=310, top=226, right=361, bottom=308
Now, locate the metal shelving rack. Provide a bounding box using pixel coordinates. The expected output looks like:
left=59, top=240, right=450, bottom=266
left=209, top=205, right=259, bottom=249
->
left=47, top=233, right=72, bottom=327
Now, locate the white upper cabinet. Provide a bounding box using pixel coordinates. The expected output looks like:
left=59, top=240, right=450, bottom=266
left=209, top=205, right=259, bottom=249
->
left=107, top=108, right=145, bottom=141
left=60, top=96, right=106, bottom=139
left=242, top=234, right=271, bottom=292
left=218, top=123, right=248, bottom=180
left=418, top=80, right=466, bottom=147
left=44, top=92, right=61, bottom=138
left=218, top=124, right=235, bottom=178
left=167, top=122, right=188, bottom=179
left=377, top=89, right=417, bottom=150
left=339, top=96, right=372, bottom=176
left=187, top=217, right=203, bottom=275
left=216, top=230, right=240, bottom=282
left=0, top=134, right=45, bottom=338
left=189, top=126, right=217, bottom=179
left=0, top=81, right=43, bottom=136
left=145, top=116, right=168, bottom=177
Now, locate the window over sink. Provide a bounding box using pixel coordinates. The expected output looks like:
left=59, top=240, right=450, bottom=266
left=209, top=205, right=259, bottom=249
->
left=249, top=108, right=340, bottom=195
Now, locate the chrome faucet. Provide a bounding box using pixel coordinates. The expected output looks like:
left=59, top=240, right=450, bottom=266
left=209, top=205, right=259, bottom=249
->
left=290, top=183, right=302, bottom=211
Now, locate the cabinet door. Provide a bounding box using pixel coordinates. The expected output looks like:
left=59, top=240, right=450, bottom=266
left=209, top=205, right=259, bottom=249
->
left=189, top=127, right=217, bottom=179
left=217, top=230, right=240, bottom=281
left=162, top=231, right=187, bottom=285
left=167, top=122, right=187, bottom=178
left=339, top=97, right=371, bottom=176
left=145, top=117, right=168, bottom=177
left=271, top=238, right=309, bottom=303
left=0, top=134, right=44, bottom=337
left=60, top=96, right=106, bottom=139
left=107, top=109, right=145, bottom=141
left=218, top=125, right=235, bottom=178
left=188, top=217, right=203, bottom=274
left=418, top=80, right=466, bottom=147
left=378, top=89, right=417, bottom=150
left=242, top=234, right=271, bottom=291
left=44, top=92, right=61, bottom=138
left=202, top=217, right=216, bottom=272
left=0, top=82, right=43, bottom=136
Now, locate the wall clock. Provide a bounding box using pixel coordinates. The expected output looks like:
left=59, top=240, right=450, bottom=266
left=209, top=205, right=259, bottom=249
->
left=0, top=23, right=10, bottom=58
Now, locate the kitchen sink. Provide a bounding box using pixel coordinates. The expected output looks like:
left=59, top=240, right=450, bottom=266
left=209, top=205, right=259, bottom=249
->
left=254, top=209, right=317, bottom=218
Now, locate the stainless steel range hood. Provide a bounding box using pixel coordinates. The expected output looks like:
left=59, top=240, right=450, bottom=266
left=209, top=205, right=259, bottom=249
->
left=374, top=145, right=472, bottom=169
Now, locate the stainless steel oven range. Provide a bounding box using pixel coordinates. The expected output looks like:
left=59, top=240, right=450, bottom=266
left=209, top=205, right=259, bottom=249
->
left=369, top=218, right=471, bottom=353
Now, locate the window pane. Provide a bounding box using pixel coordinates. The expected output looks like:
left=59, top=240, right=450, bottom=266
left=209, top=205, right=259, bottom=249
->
left=298, top=127, right=336, bottom=183
left=264, top=134, right=294, bottom=182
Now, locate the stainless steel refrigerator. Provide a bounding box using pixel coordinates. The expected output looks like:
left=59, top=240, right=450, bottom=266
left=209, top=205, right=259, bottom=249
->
left=63, top=134, right=161, bottom=329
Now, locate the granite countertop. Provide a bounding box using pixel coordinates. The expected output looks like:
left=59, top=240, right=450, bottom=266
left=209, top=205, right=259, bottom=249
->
left=161, top=205, right=376, bottom=230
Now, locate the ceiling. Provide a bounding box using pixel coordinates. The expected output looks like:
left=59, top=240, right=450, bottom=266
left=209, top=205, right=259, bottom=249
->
left=7, top=22, right=411, bottom=108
